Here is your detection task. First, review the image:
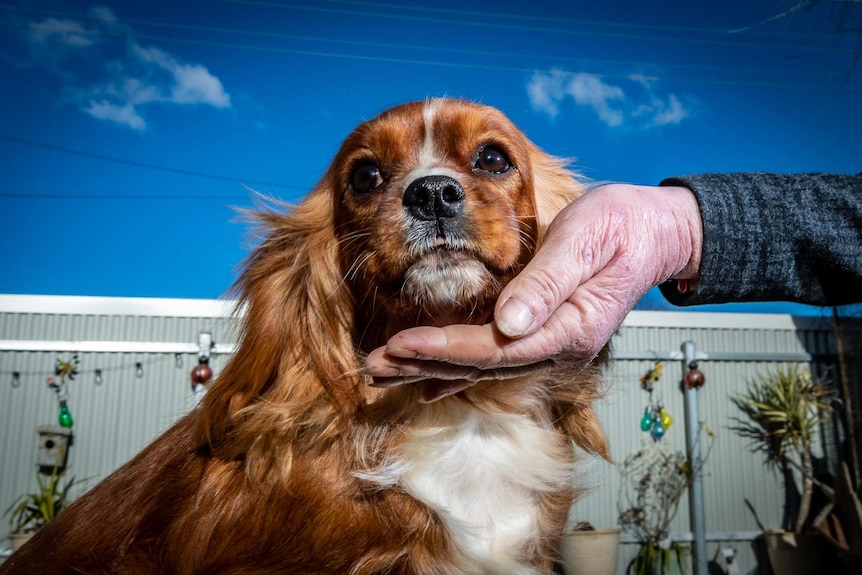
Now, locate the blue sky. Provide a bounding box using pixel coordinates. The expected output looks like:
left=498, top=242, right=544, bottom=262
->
left=0, top=0, right=859, bottom=316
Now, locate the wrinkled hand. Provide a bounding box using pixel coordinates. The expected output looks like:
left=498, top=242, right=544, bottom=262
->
left=365, top=184, right=703, bottom=402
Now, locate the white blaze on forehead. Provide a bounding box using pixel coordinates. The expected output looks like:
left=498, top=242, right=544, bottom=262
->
left=418, top=100, right=442, bottom=168
left=402, top=100, right=459, bottom=186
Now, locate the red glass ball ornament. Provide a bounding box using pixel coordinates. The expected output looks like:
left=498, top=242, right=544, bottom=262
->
left=684, top=368, right=705, bottom=389
left=191, top=363, right=213, bottom=386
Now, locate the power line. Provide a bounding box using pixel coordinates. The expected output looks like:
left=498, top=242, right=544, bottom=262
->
left=3, top=2, right=856, bottom=58
left=6, top=18, right=858, bottom=91
left=0, top=133, right=308, bottom=192
left=212, top=0, right=856, bottom=54
left=313, top=0, right=845, bottom=39
left=0, top=7, right=844, bottom=83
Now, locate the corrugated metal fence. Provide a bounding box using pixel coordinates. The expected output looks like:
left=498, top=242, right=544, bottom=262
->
left=0, top=296, right=843, bottom=574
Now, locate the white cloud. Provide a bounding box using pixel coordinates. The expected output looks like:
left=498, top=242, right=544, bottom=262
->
left=20, top=7, right=231, bottom=130
left=649, top=94, right=688, bottom=127
left=526, top=70, right=567, bottom=118
left=89, top=6, right=121, bottom=29
left=131, top=44, right=231, bottom=108
left=27, top=18, right=97, bottom=50
left=527, top=69, right=691, bottom=130
left=85, top=100, right=146, bottom=130
left=565, top=73, right=625, bottom=127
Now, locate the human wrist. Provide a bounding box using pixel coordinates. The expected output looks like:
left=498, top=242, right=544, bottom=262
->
left=663, top=185, right=703, bottom=280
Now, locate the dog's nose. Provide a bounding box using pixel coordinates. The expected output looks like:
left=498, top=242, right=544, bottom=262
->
left=403, top=175, right=465, bottom=221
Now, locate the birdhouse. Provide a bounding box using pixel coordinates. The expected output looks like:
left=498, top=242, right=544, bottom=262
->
left=36, top=425, right=74, bottom=474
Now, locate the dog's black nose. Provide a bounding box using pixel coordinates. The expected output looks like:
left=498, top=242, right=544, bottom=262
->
left=403, top=175, right=465, bottom=221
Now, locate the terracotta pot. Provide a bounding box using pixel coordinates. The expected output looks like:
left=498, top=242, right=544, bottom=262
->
left=10, top=531, right=35, bottom=553
left=763, top=529, right=834, bottom=574
left=560, top=528, right=621, bottom=575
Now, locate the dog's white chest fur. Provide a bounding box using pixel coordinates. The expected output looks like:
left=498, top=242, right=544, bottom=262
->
left=362, top=402, right=575, bottom=574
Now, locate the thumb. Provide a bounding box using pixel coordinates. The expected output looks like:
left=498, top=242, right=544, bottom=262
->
left=495, top=203, right=611, bottom=338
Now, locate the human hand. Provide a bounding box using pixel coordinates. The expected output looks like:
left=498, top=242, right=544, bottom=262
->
left=364, top=183, right=703, bottom=401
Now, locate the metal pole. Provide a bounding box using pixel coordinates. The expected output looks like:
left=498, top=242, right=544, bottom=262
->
left=682, top=340, right=708, bottom=575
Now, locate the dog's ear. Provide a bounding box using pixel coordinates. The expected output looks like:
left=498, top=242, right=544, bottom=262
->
left=198, top=183, right=362, bottom=450
left=528, top=147, right=584, bottom=245
left=550, top=350, right=611, bottom=461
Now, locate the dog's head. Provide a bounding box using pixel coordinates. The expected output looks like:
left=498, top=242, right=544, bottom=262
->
left=199, top=99, right=587, bottom=447
left=330, top=99, right=581, bottom=344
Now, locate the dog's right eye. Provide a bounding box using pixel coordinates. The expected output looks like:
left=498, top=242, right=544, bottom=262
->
left=350, top=162, right=382, bottom=194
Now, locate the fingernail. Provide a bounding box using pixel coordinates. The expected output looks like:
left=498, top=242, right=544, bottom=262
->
left=369, top=378, right=405, bottom=388
left=384, top=347, right=419, bottom=359
left=498, top=297, right=534, bottom=337
left=364, top=366, right=401, bottom=377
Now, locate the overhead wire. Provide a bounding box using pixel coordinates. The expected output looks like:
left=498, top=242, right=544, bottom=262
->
left=312, top=0, right=852, bottom=39
left=0, top=133, right=309, bottom=197
left=0, top=0, right=860, bottom=86
left=2, top=16, right=858, bottom=90
left=211, top=0, right=856, bottom=53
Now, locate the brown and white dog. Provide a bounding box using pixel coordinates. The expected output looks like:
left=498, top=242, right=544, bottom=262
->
left=1, top=99, right=607, bottom=575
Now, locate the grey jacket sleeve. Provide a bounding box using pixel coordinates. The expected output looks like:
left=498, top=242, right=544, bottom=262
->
left=658, top=172, right=862, bottom=307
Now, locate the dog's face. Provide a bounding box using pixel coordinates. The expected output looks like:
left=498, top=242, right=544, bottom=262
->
left=328, top=99, right=579, bottom=344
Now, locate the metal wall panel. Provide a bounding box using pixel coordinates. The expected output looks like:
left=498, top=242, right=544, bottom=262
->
left=0, top=296, right=239, bottom=557
left=571, top=312, right=837, bottom=574
left=0, top=297, right=840, bottom=574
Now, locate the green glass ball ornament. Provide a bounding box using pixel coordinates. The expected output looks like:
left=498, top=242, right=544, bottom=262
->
left=58, top=402, right=74, bottom=429
left=640, top=407, right=653, bottom=432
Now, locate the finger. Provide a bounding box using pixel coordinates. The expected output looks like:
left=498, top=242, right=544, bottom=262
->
left=366, top=355, right=561, bottom=385
left=494, top=201, right=613, bottom=338
left=379, top=324, right=517, bottom=367
left=369, top=314, right=595, bottom=372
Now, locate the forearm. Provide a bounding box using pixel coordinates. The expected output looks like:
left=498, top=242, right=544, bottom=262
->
left=659, top=172, right=862, bottom=307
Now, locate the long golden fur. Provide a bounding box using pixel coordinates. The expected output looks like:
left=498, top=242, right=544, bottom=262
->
left=0, top=99, right=607, bottom=575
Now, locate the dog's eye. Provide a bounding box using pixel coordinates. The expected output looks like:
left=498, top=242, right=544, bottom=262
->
left=350, top=162, right=382, bottom=194
left=474, top=146, right=511, bottom=174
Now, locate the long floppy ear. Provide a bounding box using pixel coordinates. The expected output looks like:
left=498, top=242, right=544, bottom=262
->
left=529, top=148, right=585, bottom=245
left=197, top=184, right=362, bottom=450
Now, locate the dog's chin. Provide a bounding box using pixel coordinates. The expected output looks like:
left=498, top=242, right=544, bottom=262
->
left=401, top=249, right=493, bottom=319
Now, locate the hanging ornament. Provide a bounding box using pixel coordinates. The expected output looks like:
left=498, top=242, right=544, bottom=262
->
left=55, top=354, right=79, bottom=382
left=48, top=360, right=75, bottom=429
left=651, top=418, right=666, bottom=440
left=58, top=400, right=74, bottom=428
left=190, top=359, right=213, bottom=392
left=660, top=409, right=673, bottom=429
left=684, top=362, right=706, bottom=389
left=639, top=361, right=663, bottom=392
left=640, top=407, right=653, bottom=432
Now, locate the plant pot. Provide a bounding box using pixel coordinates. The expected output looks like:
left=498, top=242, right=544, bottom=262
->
left=763, top=529, right=834, bottom=574
left=10, top=531, right=35, bottom=552
left=560, top=528, right=621, bottom=575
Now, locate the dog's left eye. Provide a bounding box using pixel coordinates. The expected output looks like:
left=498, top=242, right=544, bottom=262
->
left=474, top=146, right=511, bottom=174
left=350, top=161, right=383, bottom=194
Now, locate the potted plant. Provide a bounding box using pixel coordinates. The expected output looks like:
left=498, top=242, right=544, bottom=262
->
left=618, top=430, right=713, bottom=575
left=559, top=521, right=621, bottom=575
left=4, top=467, right=79, bottom=552
left=731, top=365, right=837, bottom=573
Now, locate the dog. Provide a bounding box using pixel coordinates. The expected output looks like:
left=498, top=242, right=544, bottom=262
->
left=1, top=99, right=607, bottom=574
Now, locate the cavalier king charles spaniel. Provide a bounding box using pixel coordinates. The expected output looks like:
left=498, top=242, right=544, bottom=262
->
left=2, top=99, right=607, bottom=575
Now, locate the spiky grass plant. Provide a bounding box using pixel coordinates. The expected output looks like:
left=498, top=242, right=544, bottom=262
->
left=4, top=467, right=79, bottom=534
left=731, top=365, right=836, bottom=533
